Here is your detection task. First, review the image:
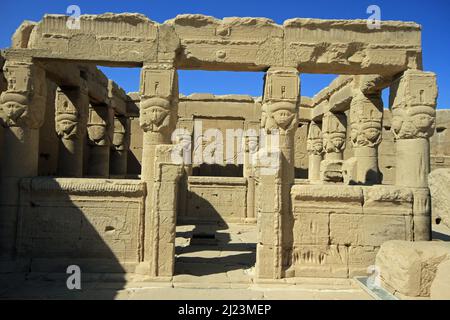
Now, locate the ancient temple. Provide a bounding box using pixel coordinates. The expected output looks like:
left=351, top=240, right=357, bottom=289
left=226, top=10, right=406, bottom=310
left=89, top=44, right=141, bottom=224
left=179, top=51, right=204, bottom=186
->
left=0, top=13, right=442, bottom=287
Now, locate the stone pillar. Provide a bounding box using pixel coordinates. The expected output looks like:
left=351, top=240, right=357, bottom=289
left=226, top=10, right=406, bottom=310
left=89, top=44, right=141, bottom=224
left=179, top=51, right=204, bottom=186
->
left=349, top=90, right=383, bottom=184
left=321, top=112, right=347, bottom=182
left=243, top=128, right=259, bottom=223
left=138, top=63, right=178, bottom=275
left=0, top=57, right=46, bottom=261
left=110, top=116, right=130, bottom=177
left=307, top=121, right=323, bottom=182
left=256, top=67, right=299, bottom=279
left=86, top=104, right=113, bottom=177
left=55, top=83, right=89, bottom=177
left=390, top=70, right=437, bottom=240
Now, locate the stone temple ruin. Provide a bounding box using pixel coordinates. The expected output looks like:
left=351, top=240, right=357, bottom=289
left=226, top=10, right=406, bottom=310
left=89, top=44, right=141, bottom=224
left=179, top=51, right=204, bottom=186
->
left=0, top=13, right=449, bottom=299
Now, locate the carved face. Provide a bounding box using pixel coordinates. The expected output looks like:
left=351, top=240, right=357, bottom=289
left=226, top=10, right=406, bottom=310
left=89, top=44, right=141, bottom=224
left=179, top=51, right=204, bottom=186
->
left=113, top=131, right=125, bottom=149
left=88, top=125, right=108, bottom=145
left=56, top=119, right=78, bottom=139
left=312, top=140, right=323, bottom=153
left=412, top=113, right=434, bottom=131
left=331, top=136, right=345, bottom=150
left=247, top=136, right=259, bottom=153
left=140, top=98, right=171, bottom=133
left=363, top=127, right=381, bottom=143
left=0, top=101, right=26, bottom=126
left=272, top=109, right=295, bottom=130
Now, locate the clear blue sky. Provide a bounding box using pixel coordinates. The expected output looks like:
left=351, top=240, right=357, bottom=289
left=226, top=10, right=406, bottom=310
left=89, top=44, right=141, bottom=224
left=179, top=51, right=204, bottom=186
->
left=1, top=0, right=449, bottom=108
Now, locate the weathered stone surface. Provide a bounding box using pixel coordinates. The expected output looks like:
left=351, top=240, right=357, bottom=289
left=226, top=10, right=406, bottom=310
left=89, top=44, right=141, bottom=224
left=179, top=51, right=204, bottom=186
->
left=429, top=169, right=450, bottom=227
left=375, top=241, right=450, bottom=298
left=11, top=21, right=36, bottom=49
left=430, top=259, right=450, bottom=300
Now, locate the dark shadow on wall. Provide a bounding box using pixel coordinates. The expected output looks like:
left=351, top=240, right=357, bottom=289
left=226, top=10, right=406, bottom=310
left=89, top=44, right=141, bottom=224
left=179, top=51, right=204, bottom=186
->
left=175, top=191, right=256, bottom=277
left=0, top=177, right=130, bottom=300
left=192, top=164, right=243, bottom=177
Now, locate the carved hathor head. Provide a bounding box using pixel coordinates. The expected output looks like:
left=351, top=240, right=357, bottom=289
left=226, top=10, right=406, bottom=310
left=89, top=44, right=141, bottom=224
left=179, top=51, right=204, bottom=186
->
left=0, top=92, right=28, bottom=127
left=392, top=106, right=436, bottom=139
left=261, top=101, right=297, bottom=133
left=139, top=97, right=172, bottom=133
left=87, top=107, right=111, bottom=146
left=307, top=122, right=323, bottom=155
left=112, top=117, right=129, bottom=151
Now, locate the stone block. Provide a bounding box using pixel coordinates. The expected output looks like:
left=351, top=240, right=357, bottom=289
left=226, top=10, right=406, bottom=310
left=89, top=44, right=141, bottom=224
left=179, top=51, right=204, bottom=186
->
left=430, top=259, right=450, bottom=300
left=293, top=213, right=330, bottom=245
left=292, top=184, right=363, bottom=215
left=320, top=159, right=344, bottom=183
left=330, top=214, right=412, bottom=246
left=429, top=169, right=450, bottom=227
left=362, top=185, right=413, bottom=216
left=376, top=240, right=450, bottom=297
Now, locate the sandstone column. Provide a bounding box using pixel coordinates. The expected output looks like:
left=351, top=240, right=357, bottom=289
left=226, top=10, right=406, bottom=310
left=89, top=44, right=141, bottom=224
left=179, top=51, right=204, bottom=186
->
left=349, top=90, right=383, bottom=184
left=256, top=67, right=299, bottom=279
left=321, top=112, right=347, bottom=182
left=110, top=116, right=130, bottom=177
left=307, top=121, right=323, bottom=182
left=138, top=63, right=178, bottom=276
left=0, top=57, right=46, bottom=262
left=390, top=70, right=437, bottom=240
left=86, top=104, right=113, bottom=177
left=55, top=83, right=89, bottom=177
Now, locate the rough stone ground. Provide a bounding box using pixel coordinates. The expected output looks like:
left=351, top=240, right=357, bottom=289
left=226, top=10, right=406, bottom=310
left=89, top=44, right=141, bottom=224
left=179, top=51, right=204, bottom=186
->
left=1, top=223, right=448, bottom=300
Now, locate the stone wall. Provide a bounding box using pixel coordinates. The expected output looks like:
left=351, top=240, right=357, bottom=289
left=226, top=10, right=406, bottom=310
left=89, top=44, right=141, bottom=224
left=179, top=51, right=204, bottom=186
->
left=17, top=178, right=146, bottom=273
left=291, top=184, right=419, bottom=278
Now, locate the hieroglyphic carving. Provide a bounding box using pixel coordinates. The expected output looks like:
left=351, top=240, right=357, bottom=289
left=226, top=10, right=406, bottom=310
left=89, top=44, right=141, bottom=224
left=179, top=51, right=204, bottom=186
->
left=139, top=65, right=178, bottom=135
left=261, top=67, right=299, bottom=134
left=390, top=70, right=437, bottom=140
left=0, top=60, right=46, bottom=128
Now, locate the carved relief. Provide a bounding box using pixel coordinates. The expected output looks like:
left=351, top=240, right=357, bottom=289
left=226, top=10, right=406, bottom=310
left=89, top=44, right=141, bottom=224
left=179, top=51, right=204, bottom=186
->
left=307, top=122, right=323, bottom=156
left=350, top=91, right=383, bottom=148
left=0, top=62, right=46, bottom=128
left=261, top=101, right=297, bottom=134
left=139, top=97, right=173, bottom=133
left=55, top=98, right=80, bottom=139
left=87, top=106, right=112, bottom=146
left=112, top=116, right=130, bottom=151
left=390, top=70, right=437, bottom=140
left=322, top=112, right=347, bottom=153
